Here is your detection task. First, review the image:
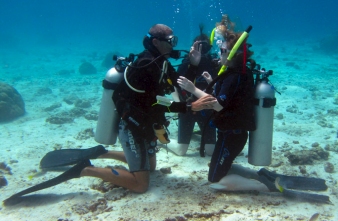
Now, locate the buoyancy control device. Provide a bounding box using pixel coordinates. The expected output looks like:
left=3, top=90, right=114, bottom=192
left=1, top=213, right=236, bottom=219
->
left=248, top=65, right=277, bottom=166
left=94, top=55, right=133, bottom=145
left=95, top=50, right=183, bottom=145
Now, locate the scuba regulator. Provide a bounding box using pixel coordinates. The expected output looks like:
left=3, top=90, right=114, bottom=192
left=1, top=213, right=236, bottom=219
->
left=113, top=53, right=135, bottom=73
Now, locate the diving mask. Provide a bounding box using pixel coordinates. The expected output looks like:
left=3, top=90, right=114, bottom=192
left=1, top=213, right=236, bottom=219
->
left=220, top=48, right=228, bottom=55
left=159, top=35, right=178, bottom=47
left=147, top=33, right=178, bottom=47
left=196, top=40, right=212, bottom=54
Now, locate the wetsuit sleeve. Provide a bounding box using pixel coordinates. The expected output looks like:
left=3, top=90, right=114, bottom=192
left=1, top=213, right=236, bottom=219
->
left=168, top=101, right=187, bottom=112
left=150, top=101, right=188, bottom=113
left=215, top=74, right=239, bottom=108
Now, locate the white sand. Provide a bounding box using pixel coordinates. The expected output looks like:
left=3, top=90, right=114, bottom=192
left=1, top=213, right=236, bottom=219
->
left=0, top=40, right=338, bottom=220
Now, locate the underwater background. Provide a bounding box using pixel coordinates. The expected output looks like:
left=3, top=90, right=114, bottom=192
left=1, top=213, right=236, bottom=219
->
left=1, top=0, right=338, bottom=54
left=1, top=0, right=338, bottom=220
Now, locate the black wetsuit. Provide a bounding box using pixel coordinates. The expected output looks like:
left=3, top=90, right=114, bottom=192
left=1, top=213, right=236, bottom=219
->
left=113, top=50, right=189, bottom=172
left=208, top=67, right=256, bottom=182
left=176, top=54, right=219, bottom=145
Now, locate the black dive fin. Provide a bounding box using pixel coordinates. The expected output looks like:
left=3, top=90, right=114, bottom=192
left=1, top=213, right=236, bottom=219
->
left=258, top=168, right=327, bottom=191
left=3, top=159, right=91, bottom=205
left=281, top=187, right=332, bottom=204
left=275, top=177, right=332, bottom=204
left=40, top=145, right=107, bottom=169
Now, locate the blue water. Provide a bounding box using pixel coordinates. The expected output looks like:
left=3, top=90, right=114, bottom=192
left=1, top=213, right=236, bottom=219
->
left=1, top=0, right=337, bottom=52
left=1, top=0, right=338, bottom=220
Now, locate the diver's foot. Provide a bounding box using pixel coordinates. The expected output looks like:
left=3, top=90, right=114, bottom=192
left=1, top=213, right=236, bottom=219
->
left=204, top=144, right=215, bottom=156
left=167, top=140, right=189, bottom=156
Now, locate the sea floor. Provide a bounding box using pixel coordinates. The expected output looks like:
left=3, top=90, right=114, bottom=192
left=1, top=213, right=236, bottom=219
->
left=0, top=39, right=338, bottom=220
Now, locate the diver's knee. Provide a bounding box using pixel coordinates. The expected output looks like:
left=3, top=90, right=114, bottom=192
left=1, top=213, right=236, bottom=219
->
left=132, top=171, right=150, bottom=193
left=133, top=183, right=149, bottom=193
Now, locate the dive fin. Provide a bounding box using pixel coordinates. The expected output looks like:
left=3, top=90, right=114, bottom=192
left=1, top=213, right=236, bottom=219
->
left=258, top=168, right=327, bottom=191
left=40, top=145, right=107, bottom=169
left=274, top=177, right=332, bottom=204
left=3, top=159, right=91, bottom=205
left=257, top=172, right=279, bottom=192
left=209, top=183, right=228, bottom=190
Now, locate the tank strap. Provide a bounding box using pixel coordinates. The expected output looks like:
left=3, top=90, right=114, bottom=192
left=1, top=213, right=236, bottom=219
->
left=218, top=129, right=242, bottom=134
left=254, top=98, right=276, bottom=108
left=102, top=79, right=120, bottom=90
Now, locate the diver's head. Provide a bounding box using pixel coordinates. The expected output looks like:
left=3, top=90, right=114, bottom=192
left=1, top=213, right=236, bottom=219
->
left=143, top=24, right=178, bottom=58
left=220, top=30, right=254, bottom=68
left=216, top=14, right=235, bottom=34
left=193, top=34, right=211, bottom=54
left=213, top=14, right=235, bottom=56
left=193, top=24, right=212, bottom=54
left=213, top=15, right=253, bottom=68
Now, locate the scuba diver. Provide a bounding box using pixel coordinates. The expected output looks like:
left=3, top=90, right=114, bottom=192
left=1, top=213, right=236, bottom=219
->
left=3, top=23, right=330, bottom=206
left=177, top=16, right=331, bottom=204
left=3, top=24, right=217, bottom=204
left=178, top=21, right=256, bottom=184
left=167, top=24, right=218, bottom=156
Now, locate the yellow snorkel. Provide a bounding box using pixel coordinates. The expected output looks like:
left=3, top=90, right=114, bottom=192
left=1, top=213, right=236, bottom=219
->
left=217, top=25, right=252, bottom=75
left=210, top=28, right=216, bottom=45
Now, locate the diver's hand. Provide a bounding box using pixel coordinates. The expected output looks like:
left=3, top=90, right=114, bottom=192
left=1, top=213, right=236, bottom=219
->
left=177, top=76, right=196, bottom=93
left=178, top=76, right=209, bottom=98
left=191, top=95, right=217, bottom=111
left=202, top=71, right=213, bottom=84
left=189, top=41, right=202, bottom=66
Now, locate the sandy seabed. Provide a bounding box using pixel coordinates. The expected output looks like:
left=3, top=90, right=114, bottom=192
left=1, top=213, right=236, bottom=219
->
left=0, top=40, right=338, bottom=220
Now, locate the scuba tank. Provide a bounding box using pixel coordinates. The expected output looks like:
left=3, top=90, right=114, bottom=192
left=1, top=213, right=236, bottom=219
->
left=94, top=55, right=131, bottom=145
left=248, top=66, right=276, bottom=166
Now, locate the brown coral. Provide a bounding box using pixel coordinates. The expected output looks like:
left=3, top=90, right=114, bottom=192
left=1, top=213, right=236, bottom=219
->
left=0, top=81, right=25, bottom=122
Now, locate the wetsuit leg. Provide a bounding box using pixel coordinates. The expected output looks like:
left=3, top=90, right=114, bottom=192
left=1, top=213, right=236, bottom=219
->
left=196, top=110, right=216, bottom=144
left=208, top=130, right=248, bottom=182
left=119, top=121, right=154, bottom=172
left=177, top=112, right=195, bottom=144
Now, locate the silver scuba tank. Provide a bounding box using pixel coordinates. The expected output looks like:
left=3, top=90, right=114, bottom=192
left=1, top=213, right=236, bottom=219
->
left=94, top=67, right=123, bottom=145
left=248, top=70, right=276, bottom=166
